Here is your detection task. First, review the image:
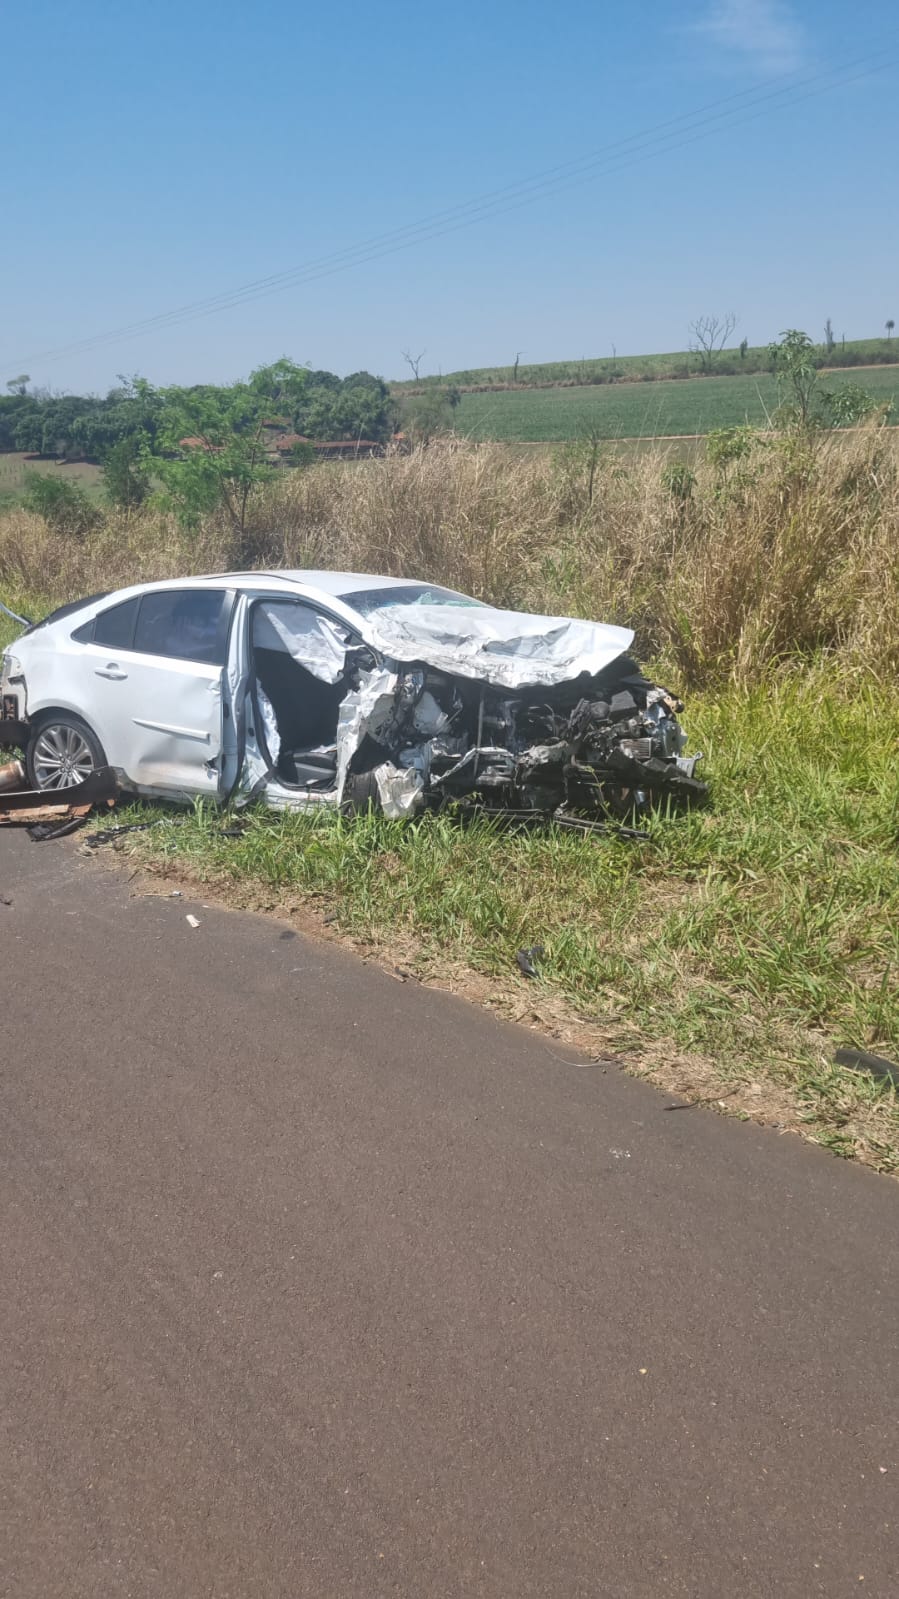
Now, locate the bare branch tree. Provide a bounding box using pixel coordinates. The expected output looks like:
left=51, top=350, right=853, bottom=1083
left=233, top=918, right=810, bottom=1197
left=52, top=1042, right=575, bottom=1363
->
left=512, top=351, right=524, bottom=382
left=688, top=313, right=737, bottom=374
left=401, top=349, right=426, bottom=382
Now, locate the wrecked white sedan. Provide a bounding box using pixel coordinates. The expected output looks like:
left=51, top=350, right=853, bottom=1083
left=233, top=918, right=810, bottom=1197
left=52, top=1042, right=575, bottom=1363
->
left=0, top=572, right=705, bottom=826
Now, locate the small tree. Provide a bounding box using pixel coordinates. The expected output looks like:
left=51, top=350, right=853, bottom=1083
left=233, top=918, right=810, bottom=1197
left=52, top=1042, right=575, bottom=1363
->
left=706, top=425, right=757, bottom=474
left=151, top=384, right=273, bottom=532
left=824, top=318, right=835, bottom=353
left=5, top=374, right=29, bottom=396
left=819, top=383, right=884, bottom=428
left=887, top=320, right=895, bottom=340
left=689, top=313, right=737, bottom=374
left=768, top=329, right=819, bottom=429
left=739, top=337, right=748, bottom=361
left=661, top=461, right=695, bottom=503
left=102, top=435, right=150, bottom=509
left=147, top=359, right=312, bottom=532
left=401, top=348, right=426, bottom=382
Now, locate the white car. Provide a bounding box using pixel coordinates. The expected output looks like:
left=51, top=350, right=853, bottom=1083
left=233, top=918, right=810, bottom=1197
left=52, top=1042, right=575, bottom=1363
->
left=0, top=571, right=704, bottom=825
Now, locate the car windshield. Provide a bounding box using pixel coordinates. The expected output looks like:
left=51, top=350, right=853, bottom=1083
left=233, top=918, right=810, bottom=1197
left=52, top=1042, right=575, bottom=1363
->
left=341, top=583, right=486, bottom=616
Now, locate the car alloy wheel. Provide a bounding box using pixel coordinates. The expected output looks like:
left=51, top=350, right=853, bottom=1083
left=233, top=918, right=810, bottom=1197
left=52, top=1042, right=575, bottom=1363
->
left=30, top=722, right=99, bottom=789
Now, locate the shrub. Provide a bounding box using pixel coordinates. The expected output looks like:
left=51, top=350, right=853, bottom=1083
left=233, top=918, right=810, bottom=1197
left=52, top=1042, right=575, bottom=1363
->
left=21, top=471, right=99, bottom=536
left=103, top=436, right=151, bottom=509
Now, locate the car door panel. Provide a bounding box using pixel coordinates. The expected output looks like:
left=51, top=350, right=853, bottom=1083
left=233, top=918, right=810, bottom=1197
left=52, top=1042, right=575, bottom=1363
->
left=83, top=649, right=225, bottom=793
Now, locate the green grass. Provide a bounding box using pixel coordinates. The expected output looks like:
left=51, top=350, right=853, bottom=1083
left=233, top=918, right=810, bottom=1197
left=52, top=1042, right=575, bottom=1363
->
left=441, top=367, right=899, bottom=442
left=0, top=452, right=104, bottom=509
left=392, top=337, right=899, bottom=391
left=111, top=670, right=899, bottom=1172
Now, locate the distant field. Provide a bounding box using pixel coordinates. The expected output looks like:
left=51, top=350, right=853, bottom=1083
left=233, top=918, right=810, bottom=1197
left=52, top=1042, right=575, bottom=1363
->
left=0, top=452, right=104, bottom=506
left=392, top=337, right=899, bottom=391
left=442, top=366, right=899, bottom=442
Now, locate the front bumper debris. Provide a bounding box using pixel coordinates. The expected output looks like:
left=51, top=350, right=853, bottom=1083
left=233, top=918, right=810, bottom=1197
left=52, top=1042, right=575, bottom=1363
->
left=0, top=765, right=119, bottom=829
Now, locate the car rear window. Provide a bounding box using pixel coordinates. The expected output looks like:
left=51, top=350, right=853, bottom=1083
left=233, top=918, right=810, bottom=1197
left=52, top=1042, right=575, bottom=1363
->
left=91, top=596, right=141, bottom=648
left=341, top=583, right=485, bottom=616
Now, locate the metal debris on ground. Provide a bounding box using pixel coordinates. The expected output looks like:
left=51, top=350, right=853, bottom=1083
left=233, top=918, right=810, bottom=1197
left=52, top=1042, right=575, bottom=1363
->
left=835, top=1048, right=899, bottom=1089
left=84, top=818, right=184, bottom=848
left=516, top=944, right=545, bottom=979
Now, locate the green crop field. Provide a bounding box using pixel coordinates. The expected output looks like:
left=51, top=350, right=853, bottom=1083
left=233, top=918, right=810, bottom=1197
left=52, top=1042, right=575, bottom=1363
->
left=438, top=366, right=899, bottom=443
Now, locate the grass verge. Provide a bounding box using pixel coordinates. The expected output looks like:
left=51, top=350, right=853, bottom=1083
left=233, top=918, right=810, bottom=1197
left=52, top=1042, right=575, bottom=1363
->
left=104, top=669, right=898, bottom=1174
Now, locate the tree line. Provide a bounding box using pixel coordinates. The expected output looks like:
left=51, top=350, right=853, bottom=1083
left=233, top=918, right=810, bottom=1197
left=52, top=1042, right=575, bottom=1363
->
left=0, top=360, right=397, bottom=463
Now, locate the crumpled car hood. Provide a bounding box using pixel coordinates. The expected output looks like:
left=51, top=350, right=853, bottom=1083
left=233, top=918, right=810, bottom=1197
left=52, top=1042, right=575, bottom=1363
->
left=363, top=602, right=635, bottom=689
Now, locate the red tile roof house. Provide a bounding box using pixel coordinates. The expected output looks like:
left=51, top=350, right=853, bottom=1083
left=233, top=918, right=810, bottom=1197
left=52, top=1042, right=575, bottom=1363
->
left=178, top=436, right=224, bottom=453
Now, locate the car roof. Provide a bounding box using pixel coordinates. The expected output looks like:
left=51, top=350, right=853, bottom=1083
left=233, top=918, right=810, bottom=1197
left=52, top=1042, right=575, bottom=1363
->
left=22, top=571, right=436, bottom=637
left=112, top=570, right=428, bottom=600
left=217, top=570, right=426, bottom=596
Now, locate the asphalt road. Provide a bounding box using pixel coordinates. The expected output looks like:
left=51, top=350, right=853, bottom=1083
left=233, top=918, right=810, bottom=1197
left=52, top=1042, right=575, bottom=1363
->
left=1, top=832, right=897, bottom=1598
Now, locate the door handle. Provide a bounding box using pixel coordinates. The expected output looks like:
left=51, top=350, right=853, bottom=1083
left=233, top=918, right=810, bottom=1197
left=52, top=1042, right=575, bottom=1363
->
left=95, top=664, right=128, bottom=681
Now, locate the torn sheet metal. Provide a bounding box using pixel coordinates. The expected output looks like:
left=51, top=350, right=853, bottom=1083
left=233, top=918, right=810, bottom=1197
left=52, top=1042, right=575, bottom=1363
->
left=366, top=602, right=636, bottom=690
left=334, top=665, right=400, bottom=803
left=253, top=600, right=349, bottom=685
left=371, top=762, right=426, bottom=818
left=256, top=682, right=282, bottom=763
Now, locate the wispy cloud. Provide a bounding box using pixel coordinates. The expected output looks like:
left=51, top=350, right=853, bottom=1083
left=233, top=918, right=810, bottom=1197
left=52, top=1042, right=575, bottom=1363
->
left=691, top=0, right=807, bottom=75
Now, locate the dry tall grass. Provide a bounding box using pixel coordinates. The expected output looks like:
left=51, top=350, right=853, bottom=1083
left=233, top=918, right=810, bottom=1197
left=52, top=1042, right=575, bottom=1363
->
left=2, top=428, right=897, bottom=685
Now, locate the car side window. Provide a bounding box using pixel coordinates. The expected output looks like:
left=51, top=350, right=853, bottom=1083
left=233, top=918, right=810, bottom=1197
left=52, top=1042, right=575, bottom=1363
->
left=133, top=589, right=227, bottom=665
left=84, top=596, right=141, bottom=649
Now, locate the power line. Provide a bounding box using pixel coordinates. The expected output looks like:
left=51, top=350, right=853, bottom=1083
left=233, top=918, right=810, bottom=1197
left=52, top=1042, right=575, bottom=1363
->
left=5, top=34, right=897, bottom=372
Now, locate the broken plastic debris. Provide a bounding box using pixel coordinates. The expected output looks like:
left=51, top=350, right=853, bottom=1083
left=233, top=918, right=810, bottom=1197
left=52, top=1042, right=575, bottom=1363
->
left=185, top=914, right=200, bottom=929
left=835, top=1047, right=899, bottom=1089
left=516, top=944, right=545, bottom=979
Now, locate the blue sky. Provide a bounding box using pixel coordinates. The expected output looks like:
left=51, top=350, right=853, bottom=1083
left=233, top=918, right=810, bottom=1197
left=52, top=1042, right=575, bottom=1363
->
left=2, top=0, right=897, bottom=392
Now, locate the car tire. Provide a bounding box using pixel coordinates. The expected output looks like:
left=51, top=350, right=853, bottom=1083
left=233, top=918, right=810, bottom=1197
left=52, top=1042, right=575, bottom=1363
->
left=26, top=712, right=107, bottom=791
left=340, top=769, right=383, bottom=816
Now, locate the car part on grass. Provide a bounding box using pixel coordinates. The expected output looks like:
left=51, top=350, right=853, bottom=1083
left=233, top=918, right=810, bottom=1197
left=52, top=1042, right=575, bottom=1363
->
left=835, top=1048, right=899, bottom=1089
left=84, top=818, right=185, bottom=847
left=516, top=945, right=545, bottom=979
left=0, top=600, right=31, bottom=628
left=28, top=815, right=97, bottom=842
left=83, top=816, right=246, bottom=848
